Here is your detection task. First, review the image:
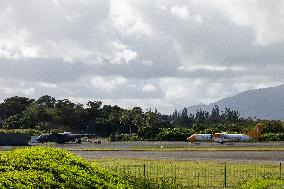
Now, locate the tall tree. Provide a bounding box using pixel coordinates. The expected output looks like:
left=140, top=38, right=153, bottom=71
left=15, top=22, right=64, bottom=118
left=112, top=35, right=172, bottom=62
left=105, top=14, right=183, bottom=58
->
left=1, top=96, right=35, bottom=119
left=37, top=95, right=56, bottom=108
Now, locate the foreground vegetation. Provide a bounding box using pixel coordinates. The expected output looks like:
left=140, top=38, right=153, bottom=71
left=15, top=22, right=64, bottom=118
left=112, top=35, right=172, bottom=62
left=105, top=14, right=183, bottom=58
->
left=94, top=158, right=284, bottom=188
left=0, top=147, right=178, bottom=188
left=0, top=147, right=131, bottom=188
left=0, top=146, right=283, bottom=188
left=0, top=95, right=284, bottom=142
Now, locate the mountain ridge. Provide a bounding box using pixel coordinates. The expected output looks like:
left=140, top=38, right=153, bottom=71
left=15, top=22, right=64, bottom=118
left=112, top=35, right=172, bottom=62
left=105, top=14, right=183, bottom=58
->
left=186, top=84, right=284, bottom=120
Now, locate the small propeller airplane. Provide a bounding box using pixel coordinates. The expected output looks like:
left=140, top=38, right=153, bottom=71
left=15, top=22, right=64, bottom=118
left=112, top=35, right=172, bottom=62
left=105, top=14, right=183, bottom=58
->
left=36, top=132, right=95, bottom=144
left=187, top=123, right=264, bottom=144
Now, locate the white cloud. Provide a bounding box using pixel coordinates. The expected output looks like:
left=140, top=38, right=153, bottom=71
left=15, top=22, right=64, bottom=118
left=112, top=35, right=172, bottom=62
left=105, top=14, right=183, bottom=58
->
left=22, top=88, right=36, bottom=96
left=159, top=78, right=189, bottom=101
left=192, top=0, right=284, bottom=46
left=110, top=41, right=137, bottom=64
left=0, top=79, right=35, bottom=96
left=90, top=76, right=128, bottom=92
left=178, top=65, right=246, bottom=72
left=39, top=82, right=57, bottom=89
left=170, top=5, right=190, bottom=19
left=1, top=87, right=35, bottom=96
left=0, top=0, right=283, bottom=114
left=0, top=29, right=41, bottom=59
left=194, top=14, right=202, bottom=23
left=110, top=0, right=152, bottom=36
left=142, top=84, right=157, bottom=93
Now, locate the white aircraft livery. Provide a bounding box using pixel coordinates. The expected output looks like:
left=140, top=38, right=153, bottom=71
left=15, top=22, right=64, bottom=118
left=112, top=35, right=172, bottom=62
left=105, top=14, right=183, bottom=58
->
left=187, top=123, right=263, bottom=143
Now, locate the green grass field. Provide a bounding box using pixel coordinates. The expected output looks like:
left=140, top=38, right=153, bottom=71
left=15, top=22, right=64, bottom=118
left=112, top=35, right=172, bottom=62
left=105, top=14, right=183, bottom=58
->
left=93, top=158, right=283, bottom=188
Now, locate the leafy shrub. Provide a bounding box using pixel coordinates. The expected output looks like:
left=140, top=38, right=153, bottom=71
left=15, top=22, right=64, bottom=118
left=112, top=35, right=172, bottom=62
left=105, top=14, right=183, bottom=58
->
left=108, top=133, right=141, bottom=142
left=0, top=129, right=42, bottom=136
left=262, top=121, right=284, bottom=134
left=155, top=128, right=194, bottom=141
left=260, top=132, right=284, bottom=141
left=259, top=133, right=280, bottom=141
left=239, top=179, right=284, bottom=189
left=0, top=146, right=130, bottom=188
left=0, top=147, right=176, bottom=188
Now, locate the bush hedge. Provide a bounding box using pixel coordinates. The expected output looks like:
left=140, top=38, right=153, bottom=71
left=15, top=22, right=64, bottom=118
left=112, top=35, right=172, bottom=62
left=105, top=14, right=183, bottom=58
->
left=0, top=146, right=130, bottom=188
left=155, top=128, right=194, bottom=141
left=0, top=147, right=177, bottom=189
left=259, top=132, right=284, bottom=141
left=108, top=133, right=141, bottom=142
left=0, top=129, right=42, bottom=137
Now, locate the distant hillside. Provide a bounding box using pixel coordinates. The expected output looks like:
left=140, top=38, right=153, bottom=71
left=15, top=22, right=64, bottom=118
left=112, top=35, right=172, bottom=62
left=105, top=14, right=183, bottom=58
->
left=186, top=84, right=284, bottom=120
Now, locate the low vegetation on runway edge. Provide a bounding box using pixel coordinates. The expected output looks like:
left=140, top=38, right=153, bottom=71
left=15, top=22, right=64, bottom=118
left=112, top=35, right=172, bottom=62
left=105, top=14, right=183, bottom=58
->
left=0, top=147, right=176, bottom=189
left=94, top=158, right=284, bottom=188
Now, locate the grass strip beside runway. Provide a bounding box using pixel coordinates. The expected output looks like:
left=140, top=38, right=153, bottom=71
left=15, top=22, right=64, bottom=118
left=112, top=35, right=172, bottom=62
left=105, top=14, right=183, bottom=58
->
left=93, top=158, right=284, bottom=188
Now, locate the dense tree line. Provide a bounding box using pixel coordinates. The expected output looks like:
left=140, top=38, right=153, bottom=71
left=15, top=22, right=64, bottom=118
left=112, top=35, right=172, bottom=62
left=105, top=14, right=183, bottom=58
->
left=0, top=95, right=283, bottom=141
left=0, top=96, right=170, bottom=140
left=171, top=105, right=250, bottom=133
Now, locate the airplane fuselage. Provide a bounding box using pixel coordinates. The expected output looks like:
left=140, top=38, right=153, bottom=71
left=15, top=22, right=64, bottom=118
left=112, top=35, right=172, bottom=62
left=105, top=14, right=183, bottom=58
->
left=187, top=133, right=252, bottom=143
left=212, top=133, right=252, bottom=143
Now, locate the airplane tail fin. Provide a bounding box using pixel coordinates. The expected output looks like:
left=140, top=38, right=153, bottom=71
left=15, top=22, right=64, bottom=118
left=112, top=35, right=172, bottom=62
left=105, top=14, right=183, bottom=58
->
left=247, top=123, right=264, bottom=140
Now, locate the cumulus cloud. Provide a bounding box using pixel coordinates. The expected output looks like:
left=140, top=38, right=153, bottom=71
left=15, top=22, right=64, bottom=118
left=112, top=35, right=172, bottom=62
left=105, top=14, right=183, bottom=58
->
left=38, top=82, right=58, bottom=89
left=110, top=41, right=138, bottom=64
left=0, top=79, right=35, bottom=100
left=170, top=6, right=190, bottom=19
left=0, top=0, right=283, bottom=113
left=142, top=84, right=157, bottom=93
left=192, top=0, right=284, bottom=46
left=110, top=0, right=152, bottom=36
left=90, top=76, right=129, bottom=92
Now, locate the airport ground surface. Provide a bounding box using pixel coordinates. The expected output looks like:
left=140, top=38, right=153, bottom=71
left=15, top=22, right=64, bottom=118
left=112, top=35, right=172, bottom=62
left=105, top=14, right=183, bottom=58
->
left=29, top=141, right=284, bottom=163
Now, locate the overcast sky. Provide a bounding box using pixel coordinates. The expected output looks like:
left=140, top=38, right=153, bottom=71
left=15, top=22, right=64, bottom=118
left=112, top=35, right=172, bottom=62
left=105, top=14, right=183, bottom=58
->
left=0, top=0, right=284, bottom=114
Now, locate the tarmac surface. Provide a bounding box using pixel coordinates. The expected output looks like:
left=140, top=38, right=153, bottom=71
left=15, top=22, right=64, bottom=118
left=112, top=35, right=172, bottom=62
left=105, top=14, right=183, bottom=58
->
left=31, top=141, right=284, bottom=162
left=72, top=150, right=284, bottom=162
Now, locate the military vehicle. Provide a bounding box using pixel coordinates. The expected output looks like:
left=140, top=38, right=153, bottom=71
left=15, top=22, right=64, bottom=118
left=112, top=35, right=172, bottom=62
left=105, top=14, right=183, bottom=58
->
left=36, top=132, right=94, bottom=144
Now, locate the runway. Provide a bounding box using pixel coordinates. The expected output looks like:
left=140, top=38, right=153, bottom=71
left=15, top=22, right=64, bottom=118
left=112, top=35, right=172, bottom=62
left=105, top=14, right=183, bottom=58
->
left=71, top=150, right=284, bottom=162
left=31, top=141, right=284, bottom=162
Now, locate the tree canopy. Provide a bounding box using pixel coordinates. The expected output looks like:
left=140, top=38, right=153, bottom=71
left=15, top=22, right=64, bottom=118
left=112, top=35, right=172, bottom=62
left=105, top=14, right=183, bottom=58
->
left=0, top=95, right=282, bottom=141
